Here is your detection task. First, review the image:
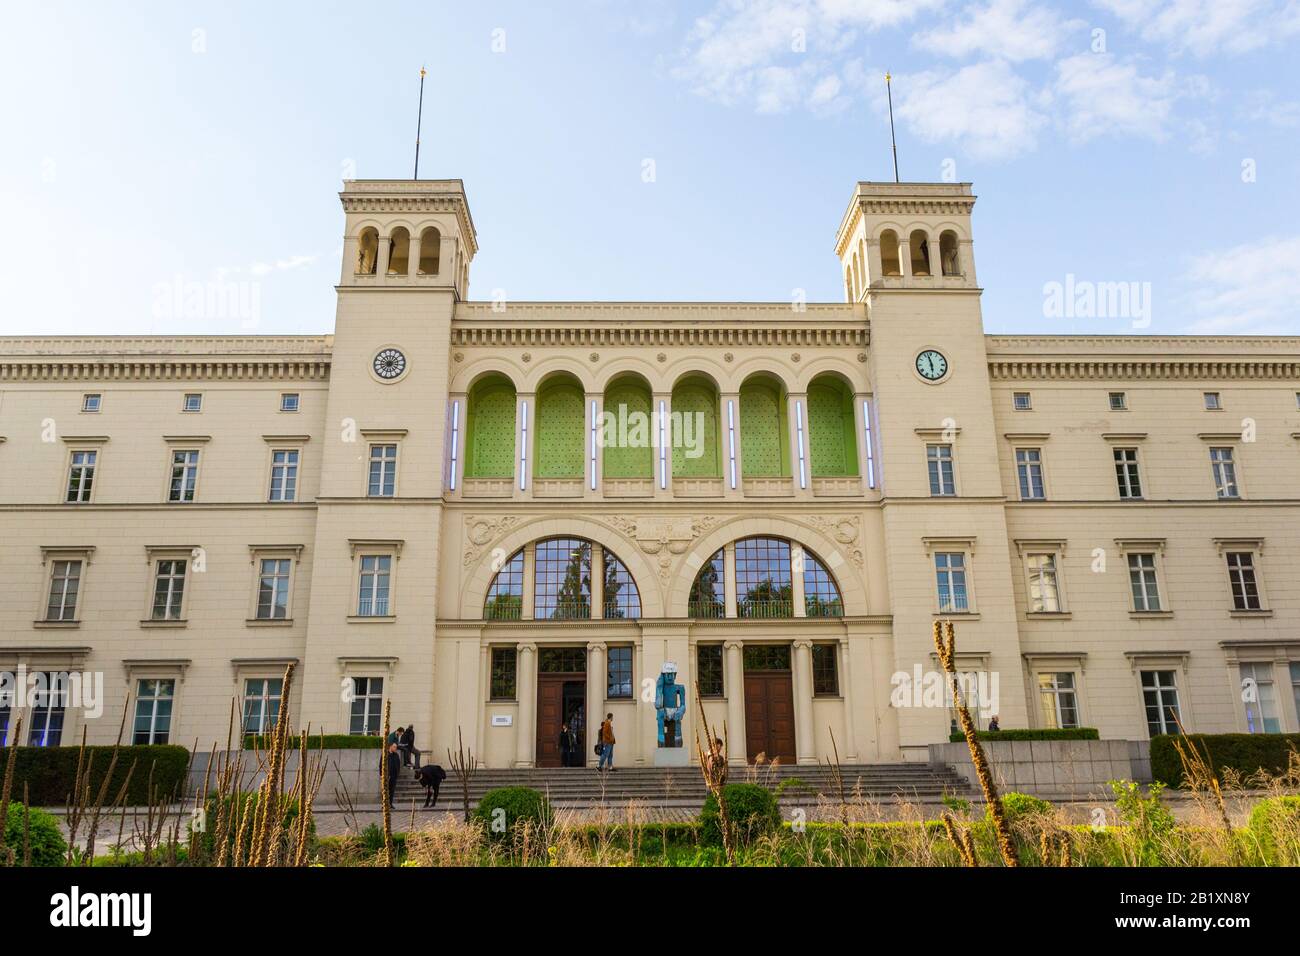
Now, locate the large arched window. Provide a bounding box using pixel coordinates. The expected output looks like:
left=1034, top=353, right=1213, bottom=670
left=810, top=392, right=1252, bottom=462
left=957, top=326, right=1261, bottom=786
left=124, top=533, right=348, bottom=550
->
left=739, top=374, right=790, bottom=478
left=802, top=551, right=844, bottom=618
left=602, top=374, right=653, bottom=479
left=689, top=549, right=725, bottom=618
left=535, top=374, right=585, bottom=479
left=418, top=227, right=441, bottom=275
left=387, top=227, right=411, bottom=275
left=880, top=229, right=902, bottom=277
left=483, top=549, right=524, bottom=620
left=671, top=375, right=721, bottom=478
left=939, top=230, right=960, bottom=277
left=357, top=227, right=379, bottom=275
left=807, top=374, right=858, bottom=478
left=482, top=537, right=642, bottom=621
left=602, top=552, right=642, bottom=619
left=465, top=374, right=516, bottom=479
left=735, top=537, right=794, bottom=618
left=909, top=229, right=931, bottom=277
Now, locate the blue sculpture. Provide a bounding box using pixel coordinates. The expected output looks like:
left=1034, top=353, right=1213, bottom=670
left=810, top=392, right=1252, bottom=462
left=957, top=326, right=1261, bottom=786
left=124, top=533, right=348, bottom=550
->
left=655, top=661, right=686, bottom=748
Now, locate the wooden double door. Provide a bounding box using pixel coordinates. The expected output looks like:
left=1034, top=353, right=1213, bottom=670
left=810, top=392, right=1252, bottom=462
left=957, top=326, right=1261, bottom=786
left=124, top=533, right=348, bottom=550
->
left=743, top=669, right=796, bottom=762
left=535, top=673, right=587, bottom=768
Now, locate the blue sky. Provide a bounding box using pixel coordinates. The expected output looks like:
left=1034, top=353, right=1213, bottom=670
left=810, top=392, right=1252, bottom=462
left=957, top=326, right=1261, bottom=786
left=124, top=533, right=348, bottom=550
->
left=1, top=0, right=1297, bottom=337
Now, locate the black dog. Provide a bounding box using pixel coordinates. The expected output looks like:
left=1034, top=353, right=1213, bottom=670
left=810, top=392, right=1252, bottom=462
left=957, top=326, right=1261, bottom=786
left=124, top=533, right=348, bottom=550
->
left=415, top=764, right=447, bottom=809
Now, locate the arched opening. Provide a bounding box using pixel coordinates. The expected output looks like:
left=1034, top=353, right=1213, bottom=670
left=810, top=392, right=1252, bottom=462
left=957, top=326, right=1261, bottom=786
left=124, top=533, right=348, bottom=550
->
left=940, top=230, right=961, bottom=277
left=534, top=373, right=585, bottom=479
left=880, top=229, right=902, bottom=277
left=386, top=227, right=411, bottom=275
left=418, top=227, right=441, bottom=275
left=671, top=375, right=721, bottom=478
left=844, top=267, right=853, bottom=303
left=739, top=373, right=790, bottom=478
left=807, top=374, right=859, bottom=478
left=357, top=228, right=379, bottom=275
left=851, top=251, right=862, bottom=298
left=464, top=373, right=516, bottom=479
left=483, top=548, right=524, bottom=620
left=688, top=548, right=725, bottom=618
left=602, top=373, right=653, bottom=479
left=909, top=229, right=931, bottom=277
left=480, top=536, right=639, bottom=621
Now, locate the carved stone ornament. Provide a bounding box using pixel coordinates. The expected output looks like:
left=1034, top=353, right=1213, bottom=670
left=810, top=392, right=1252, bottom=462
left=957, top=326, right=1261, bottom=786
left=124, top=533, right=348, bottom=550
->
left=463, top=515, right=527, bottom=568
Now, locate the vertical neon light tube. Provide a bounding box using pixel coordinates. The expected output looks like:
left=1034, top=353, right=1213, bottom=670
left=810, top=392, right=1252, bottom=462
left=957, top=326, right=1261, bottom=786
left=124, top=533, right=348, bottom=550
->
left=519, top=400, right=529, bottom=490
left=658, top=399, right=667, bottom=489
left=589, top=399, right=598, bottom=491
left=795, top=399, right=807, bottom=489
left=448, top=399, right=460, bottom=491
left=863, top=399, right=876, bottom=489
left=727, top=399, right=737, bottom=489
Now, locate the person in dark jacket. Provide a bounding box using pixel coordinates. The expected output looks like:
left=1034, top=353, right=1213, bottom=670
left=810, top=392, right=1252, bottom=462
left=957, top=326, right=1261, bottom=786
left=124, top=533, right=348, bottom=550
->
left=559, top=723, right=576, bottom=767
left=399, top=725, right=422, bottom=768
left=384, top=743, right=402, bottom=808
left=415, top=764, right=447, bottom=808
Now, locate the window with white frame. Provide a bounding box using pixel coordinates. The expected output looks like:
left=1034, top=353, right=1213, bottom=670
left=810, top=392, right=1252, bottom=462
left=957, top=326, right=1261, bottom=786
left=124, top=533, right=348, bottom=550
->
left=183, top=393, right=203, bottom=413
left=1012, top=391, right=1032, bottom=410
left=45, top=559, right=83, bottom=621
left=66, top=450, right=97, bottom=502
left=1239, top=662, right=1280, bottom=733
left=1025, top=553, right=1061, bottom=613
left=927, top=444, right=955, bottom=496
left=1016, top=448, right=1045, bottom=500
left=1128, top=553, right=1162, bottom=612
left=133, top=678, right=175, bottom=744
left=168, top=450, right=200, bottom=502
left=28, top=672, right=68, bottom=747
left=151, top=559, right=188, bottom=620
left=1113, top=447, right=1142, bottom=499
left=256, top=558, right=292, bottom=620
left=1140, top=670, right=1180, bottom=737
left=1210, top=447, right=1239, bottom=499
left=280, top=393, right=300, bottom=412
left=367, top=444, right=397, bottom=497
left=1226, top=551, right=1262, bottom=611
left=349, top=676, right=384, bottom=735
left=81, top=393, right=101, bottom=412
left=1036, top=672, right=1079, bottom=729
left=268, top=449, right=299, bottom=502
left=357, top=555, right=392, bottom=616
left=242, top=677, right=282, bottom=735
left=934, top=552, right=969, bottom=612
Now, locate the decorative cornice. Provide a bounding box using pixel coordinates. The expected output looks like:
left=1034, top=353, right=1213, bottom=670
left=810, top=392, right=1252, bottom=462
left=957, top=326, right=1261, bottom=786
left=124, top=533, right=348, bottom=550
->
left=986, top=335, right=1300, bottom=381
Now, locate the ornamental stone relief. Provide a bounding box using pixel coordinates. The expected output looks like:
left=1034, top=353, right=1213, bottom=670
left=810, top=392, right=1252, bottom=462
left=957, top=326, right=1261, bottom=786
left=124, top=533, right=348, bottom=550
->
left=803, top=514, right=865, bottom=570
left=463, top=515, right=526, bottom=568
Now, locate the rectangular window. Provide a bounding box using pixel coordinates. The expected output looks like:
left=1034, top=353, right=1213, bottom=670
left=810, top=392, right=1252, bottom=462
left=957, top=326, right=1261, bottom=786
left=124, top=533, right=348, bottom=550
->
left=697, top=645, right=724, bottom=697
left=168, top=450, right=200, bottom=502
left=28, top=673, right=67, bottom=747
left=133, top=678, right=175, bottom=745
left=1128, top=553, right=1162, bottom=612
left=1210, top=447, right=1239, bottom=499
left=66, top=450, right=97, bottom=502
left=606, top=646, right=633, bottom=699
left=812, top=644, right=839, bottom=696
left=357, top=555, right=391, bottom=616
left=256, top=558, right=292, bottom=620
left=81, top=393, right=101, bottom=412
left=1140, top=670, right=1180, bottom=737
left=1203, top=392, right=1221, bottom=410
left=242, top=677, right=282, bottom=735
left=1108, top=391, right=1127, bottom=410
left=45, top=559, right=82, bottom=621
left=489, top=647, right=517, bottom=700
left=1240, top=663, right=1280, bottom=734
left=1037, top=672, right=1079, bottom=729
left=1025, top=554, right=1061, bottom=613
left=1226, top=552, right=1261, bottom=611
left=280, top=393, right=300, bottom=412
left=349, top=676, right=384, bottom=735
left=927, top=444, right=955, bottom=496
left=934, top=552, right=969, bottom=613
left=367, top=444, right=397, bottom=498
left=1012, top=391, right=1032, bottom=410
left=268, top=449, right=299, bottom=502
left=0, top=700, right=9, bottom=747
left=1016, top=447, right=1045, bottom=500
left=151, top=559, right=187, bottom=620
left=1113, top=447, right=1142, bottom=499
left=183, top=393, right=203, bottom=412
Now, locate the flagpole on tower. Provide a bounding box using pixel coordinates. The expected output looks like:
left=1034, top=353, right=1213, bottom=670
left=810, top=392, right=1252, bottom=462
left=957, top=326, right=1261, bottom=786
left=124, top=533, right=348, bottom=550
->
left=413, top=66, right=427, bottom=180
left=889, top=71, right=899, bottom=184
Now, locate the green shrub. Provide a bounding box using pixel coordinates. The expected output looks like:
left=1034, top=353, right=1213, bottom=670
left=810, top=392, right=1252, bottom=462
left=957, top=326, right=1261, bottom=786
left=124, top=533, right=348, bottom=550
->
left=1150, top=733, right=1300, bottom=788
left=1247, top=795, right=1300, bottom=865
left=990, top=792, right=1053, bottom=824
left=242, top=734, right=382, bottom=750
left=5, top=745, right=189, bottom=806
left=473, top=787, right=553, bottom=842
left=949, top=728, right=1099, bottom=742
left=92, top=846, right=190, bottom=867
left=700, top=783, right=781, bottom=848
left=1, top=802, right=68, bottom=867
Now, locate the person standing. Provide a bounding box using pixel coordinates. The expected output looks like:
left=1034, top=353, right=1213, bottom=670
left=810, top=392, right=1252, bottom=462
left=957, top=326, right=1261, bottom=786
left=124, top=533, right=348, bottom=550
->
left=559, top=723, right=575, bottom=767
left=385, top=742, right=402, bottom=808
left=597, top=713, right=616, bottom=772
left=400, top=725, right=421, bottom=768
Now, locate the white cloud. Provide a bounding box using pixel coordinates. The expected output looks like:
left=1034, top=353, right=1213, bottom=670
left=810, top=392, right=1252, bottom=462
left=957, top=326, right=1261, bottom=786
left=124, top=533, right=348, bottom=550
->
left=1094, top=0, right=1300, bottom=57
left=1182, top=235, right=1300, bottom=333
left=1052, top=53, right=1178, bottom=142
left=916, top=0, right=1082, bottom=61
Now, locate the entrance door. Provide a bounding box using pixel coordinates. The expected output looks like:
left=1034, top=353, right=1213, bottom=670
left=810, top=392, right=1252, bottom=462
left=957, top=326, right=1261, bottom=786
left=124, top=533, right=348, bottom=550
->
left=536, top=674, right=585, bottom=768
left=743, top=645, right=796, bottom=762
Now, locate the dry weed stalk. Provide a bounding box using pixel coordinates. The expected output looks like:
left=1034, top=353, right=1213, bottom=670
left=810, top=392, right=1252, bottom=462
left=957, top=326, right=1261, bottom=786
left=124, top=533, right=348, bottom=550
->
left=380, top=699, right=394, bottom=867
left=941, top=812, right=977, bottom=866
left=693, top=680, right=734, bottom=864
left=447, top=725, right=479, bottom=823
left=933, top=619, right=1017, bottom=867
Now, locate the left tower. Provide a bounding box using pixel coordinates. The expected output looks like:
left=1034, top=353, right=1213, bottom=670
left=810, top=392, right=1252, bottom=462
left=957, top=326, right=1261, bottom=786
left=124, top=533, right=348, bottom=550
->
left=298, top=180, right=477, bottom=739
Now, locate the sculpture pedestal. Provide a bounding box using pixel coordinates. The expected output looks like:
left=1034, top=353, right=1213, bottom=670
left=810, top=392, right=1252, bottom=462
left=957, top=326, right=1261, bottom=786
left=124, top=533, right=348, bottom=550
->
left=653, top=746, right=689, bottom=767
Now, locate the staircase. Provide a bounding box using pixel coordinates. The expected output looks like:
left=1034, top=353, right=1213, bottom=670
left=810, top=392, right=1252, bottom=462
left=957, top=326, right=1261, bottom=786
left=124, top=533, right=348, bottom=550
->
left=394, top=762, right=970, bottom=809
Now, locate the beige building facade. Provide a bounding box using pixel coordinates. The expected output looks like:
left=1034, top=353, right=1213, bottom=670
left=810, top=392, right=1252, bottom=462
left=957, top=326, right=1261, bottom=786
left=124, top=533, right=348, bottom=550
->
left=2, top=179, right=1299, bottom=768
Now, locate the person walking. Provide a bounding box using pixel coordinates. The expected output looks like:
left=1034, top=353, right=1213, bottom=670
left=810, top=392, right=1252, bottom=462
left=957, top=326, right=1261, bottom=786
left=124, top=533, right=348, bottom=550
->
left=384, top=742, right=402, bottom=808
left=597, top=713, right=616, bottom=772
left=400, top=725, right=422, bottom=768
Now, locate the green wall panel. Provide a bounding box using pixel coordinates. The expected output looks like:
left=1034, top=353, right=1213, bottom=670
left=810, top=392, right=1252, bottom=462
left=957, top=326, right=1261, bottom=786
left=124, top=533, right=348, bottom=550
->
left=535, top=379, right=585, bottom=478
left=465, top=380, right=516, bottom=478
left=740, top=380, right=789, bottom=477
left=602, top=380, right=654, bottom=478
left=808, top=379, right=858, bottom=477
left=671, top=383, right=720, bottom=478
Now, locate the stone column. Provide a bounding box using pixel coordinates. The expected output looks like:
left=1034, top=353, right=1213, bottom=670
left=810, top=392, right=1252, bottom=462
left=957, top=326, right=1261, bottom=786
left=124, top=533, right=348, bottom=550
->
left=724, top=640, right=746, bottom=765
left=792, top=639, right=816, bottom=765
left=514, top=642, right=537, bottom=767
left=376, top=232, right=391, bottom=276
left=791, top=543, right=807, bottom=618
left=724, top=542, right=738, bottom=619
left=586, top=642, right=607, bottom=766
left=838, top=637, right=857, bottom=760
left=521, top=543, right=535, bottom=620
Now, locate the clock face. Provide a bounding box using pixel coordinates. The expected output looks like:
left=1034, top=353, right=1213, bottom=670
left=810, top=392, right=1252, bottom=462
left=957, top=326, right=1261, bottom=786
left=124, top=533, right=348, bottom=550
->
left=373, top=348, right=407, bottom=381
left=915, top=350, right=948, bottom=381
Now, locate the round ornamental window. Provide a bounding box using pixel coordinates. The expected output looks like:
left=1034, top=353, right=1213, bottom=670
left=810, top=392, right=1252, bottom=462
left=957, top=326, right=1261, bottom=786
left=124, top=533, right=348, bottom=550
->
left=373, top=348, right=407, bottom=381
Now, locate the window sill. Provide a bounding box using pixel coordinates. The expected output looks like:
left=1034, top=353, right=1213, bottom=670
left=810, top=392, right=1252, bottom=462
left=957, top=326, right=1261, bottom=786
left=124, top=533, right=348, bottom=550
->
left=1025, top=611, right=1072, bottom=620
left=246, top=618, right=294, bottom=627
left=347, top=615, right=397, bottom=623
left=33, top=620, right=80, bottom=629
left=935, top=611, right=979, bottom=620
left=1229, top=609, right=1272, bottom=619
left=813, top=694, right=844, bottom=701
left=1129, top=610, right=1174, bottom=619
left=139, top=619, right=187, bottom=628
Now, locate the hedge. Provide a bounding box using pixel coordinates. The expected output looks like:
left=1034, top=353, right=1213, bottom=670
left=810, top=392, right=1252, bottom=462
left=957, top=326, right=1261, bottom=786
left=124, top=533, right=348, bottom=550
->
left=700, top=783, right=781, bottom=848
left=242, top=734, right=382, bottom=750
left=1150, top=733, right=1300, bottom=788
left=3, top=745, right=190, bottom=807
left=948, top=728, right=1100, bottom=742
left=473, top=787, right=553, bottom=842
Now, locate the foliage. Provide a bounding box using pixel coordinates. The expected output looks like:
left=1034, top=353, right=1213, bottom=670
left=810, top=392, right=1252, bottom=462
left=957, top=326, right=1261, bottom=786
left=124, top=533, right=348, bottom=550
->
left=990, top=792, right=1053, bottom=824
left=242, top=734, right=381, bottom=750
left=472, top=787, right=553, bottom=842
left=1109, top=780, right=1175, bottom=866
left=949, top=728, right=1099, bottom=742
left=700, top=783, right=781, bottom=848
left=1, top=802, right=68, bottom=867
left=5, top=745, right=189, bottom=806
left=1246, top=795, right=1300, bottom=865
left=194, top=792, right=313, bottom=857
left=1150, top=733, right=1300, bottom=788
